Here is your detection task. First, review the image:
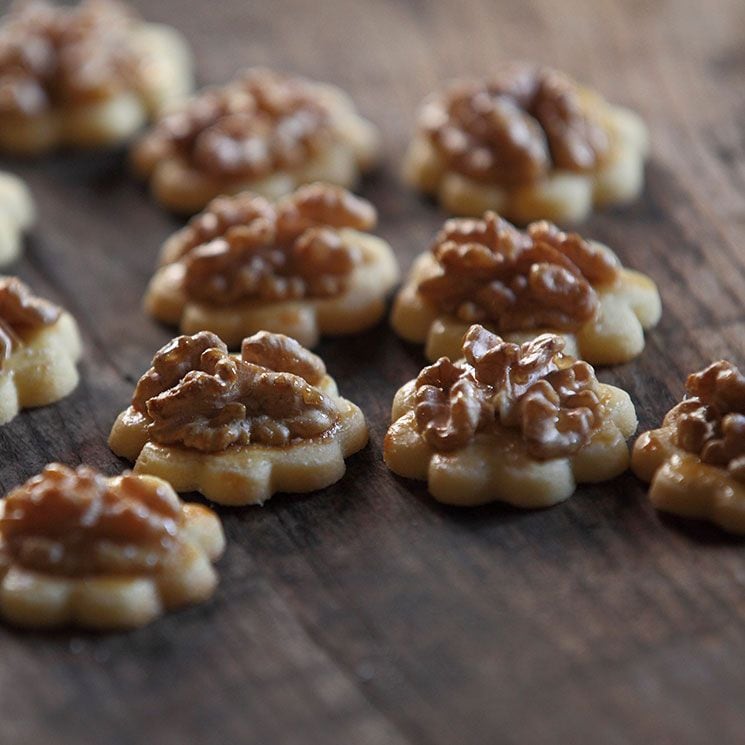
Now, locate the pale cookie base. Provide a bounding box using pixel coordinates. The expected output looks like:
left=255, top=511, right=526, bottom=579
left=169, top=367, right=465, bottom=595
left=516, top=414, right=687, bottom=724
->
left=384, top=379, right=637, bottom=508
left=403, top=105, right=649, bottom=223
left=130, top=23, right=194, bottom=113
left=632, top=427, right=745, bottom=534
left=109, top=374, right=369, bottom=505
left=0, top=488, right=224, bottom=630
left=146, top=230, right=401, bottom=348
left=391, top=248, right=661, bottom=365
left=134, top=85, right=380, bottom=214
left=0, top=172, right=35, bottom=266
left=0, top=312, right=82, bottom=425
left=0, top=23, right=193, bottom=155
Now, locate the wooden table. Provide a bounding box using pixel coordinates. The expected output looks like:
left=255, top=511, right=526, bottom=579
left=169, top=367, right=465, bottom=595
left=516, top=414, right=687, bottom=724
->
left=2, top=0, right=745, bottom=742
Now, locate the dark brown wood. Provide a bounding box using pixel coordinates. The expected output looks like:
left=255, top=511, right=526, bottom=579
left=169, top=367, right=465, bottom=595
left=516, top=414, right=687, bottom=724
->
left=2, top=0, right=745, bottom=743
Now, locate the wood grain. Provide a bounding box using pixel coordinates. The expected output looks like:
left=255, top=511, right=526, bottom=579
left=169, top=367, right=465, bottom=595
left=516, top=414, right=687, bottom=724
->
left=1, top=0, right=745, bottom=743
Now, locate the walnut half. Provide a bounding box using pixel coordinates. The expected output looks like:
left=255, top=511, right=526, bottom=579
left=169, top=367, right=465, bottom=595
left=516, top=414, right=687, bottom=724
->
left=420, top=65, right=610, bottom=187
left=162, top=184, right=376, bottom=306
left=413, top=324, right=603, bottom=459
left=0, top=463, right=180, bottom=576
left=135, top=68, right=333, bottom=180
left=667, top=360, right=745, bottom=483
left=417, top=211, right=619, bottom=333
left=0, top=0, right=142, bottom=117
left=132, top=330, right=340, bottom=452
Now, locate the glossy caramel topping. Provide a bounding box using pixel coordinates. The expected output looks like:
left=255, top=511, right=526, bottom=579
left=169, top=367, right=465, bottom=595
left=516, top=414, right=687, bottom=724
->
left=414, top=325, right=603, bottom=458
left=164, top=184, right=376, bottom=305
left=417, top=212, right=619, bottom=332
left=0, top=463, right=180, bottom=576
left=132, top=330, right=338, bottom=452
left=0, top=0, right=141, bottom=116
left=135, top=68, right=334, bottom=179
left=420, top=65, right=610, bottom=186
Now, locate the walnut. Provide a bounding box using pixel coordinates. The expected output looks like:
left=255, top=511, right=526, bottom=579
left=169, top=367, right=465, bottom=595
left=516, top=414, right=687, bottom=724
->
left=162, top=192, right=276, bottom=264
left=417, top=211, right=618, bottom=332
left=132, top=331, right=340, bottom=452
left=136, top=68, right=332, bottom=179
left=420, top=65, right=609, bottom=186
left=0, top=463, right=180, bottom=576
left=668, top=361, right=745, bottom=483
left=0, top=0, right=140, bottom=116
left=462, top=324, right=562, bottom=424
left=275, top=182, right=377, bottom=237
left=414, top=358, right=488, bottom=450
left=0, top=276, right=61, bottom=367
left=413, top=324, right=603, bottom=458
left=527, top=220, right=620, bottom=285
left=131, top=330, right=226, bottom=412
left=241, top=330, right=326, bottom=384
left=167, top=185, right=374, bottom=305
left=686, top=360, right=745, bottom=415
left=519, top=363, right=600, bottom=459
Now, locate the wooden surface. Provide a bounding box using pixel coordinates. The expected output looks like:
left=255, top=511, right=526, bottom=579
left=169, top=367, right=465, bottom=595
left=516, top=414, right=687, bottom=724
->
left=2, top=0, right=745, bottom=743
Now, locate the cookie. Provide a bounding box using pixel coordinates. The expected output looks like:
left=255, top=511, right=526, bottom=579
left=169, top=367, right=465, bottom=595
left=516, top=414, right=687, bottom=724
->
left=632, top=361, right=745, bottom=534
left=0, top=276, right=82, bottom=425
left=0, top=172, right=34, bottom=266
left=0, top=0, right=193, bottom=154
left=384, top=325, right=637, bottom=507
left=145, top=183, right=399, bottom=348
left=132, top=68, right=380, bottom=213
left=391, top=211, right=660, bottom=365
left=403, top=64, right=649, bottom=223
left=109, top=330, right=368, bottom=505
left=0, top=463, right=224, bottom=629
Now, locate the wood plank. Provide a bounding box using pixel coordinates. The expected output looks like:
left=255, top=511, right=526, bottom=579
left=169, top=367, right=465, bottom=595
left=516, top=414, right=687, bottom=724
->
left=1, top=0, right=745, bottom=743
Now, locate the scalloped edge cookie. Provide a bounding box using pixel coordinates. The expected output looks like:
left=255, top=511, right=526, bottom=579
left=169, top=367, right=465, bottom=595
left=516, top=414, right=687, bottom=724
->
left=133, top=80, right=380, bottom=214
left=385, top=374, right=637, bottom=508
left=0, top=21, right=193, bottom=155
left=0, top=312, right=82, bottom=425
left=403, top=99, right=649, bottom=223
left=146, top=229, right=400, bottom=348
left=109, top=370, right=368, bottom=505
left=633, top=414, right=745, bottom=535
left=0, top=472, right=224, bottom=630
left=391, top=243, right=661, bottom=366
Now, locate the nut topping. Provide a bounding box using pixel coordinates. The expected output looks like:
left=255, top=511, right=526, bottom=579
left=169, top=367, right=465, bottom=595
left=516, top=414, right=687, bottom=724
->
left=0, top=0, right=141, bottom=116
left=0, top=463, right=180, bottom=576
left=666, top=361, right=745, bottom=482
left=0, top=276, right=61, bottom=367
left=417, top=212, right=619, bottom=332
left=414, top=324, right=603, bottom=458
left=132, top=331, right=339, bottom=452
left=132, top=330, right=226, bottom=412
left=165, top=184, right=375, bottom=305
left=420, top=65, right=610, bottom=186
left=241, top=330, right=326, bottom=384
left=136, top=68, right=332, bottom=179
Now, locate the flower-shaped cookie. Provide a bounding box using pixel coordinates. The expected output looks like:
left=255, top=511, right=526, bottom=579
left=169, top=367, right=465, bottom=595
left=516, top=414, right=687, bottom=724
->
left=391, top=211, right=660, bottom=365
left=0, top=276, right=82, bottom=425
left=0, top=0, right=193, bottom=154
left=109, top=330, right=368, bottom=505
left=0, top=463, right=224, bottom=629
left=632, top=361, right=745, bottom=534
left=384, top=325, right=637, bottom=507
left=145, top=184, right=399, bottom=348
left=0, top=172, right=34, bottom=266
left=403, top=64, right=649, bottom=223
left=132, top=67, right=380, bottom=213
